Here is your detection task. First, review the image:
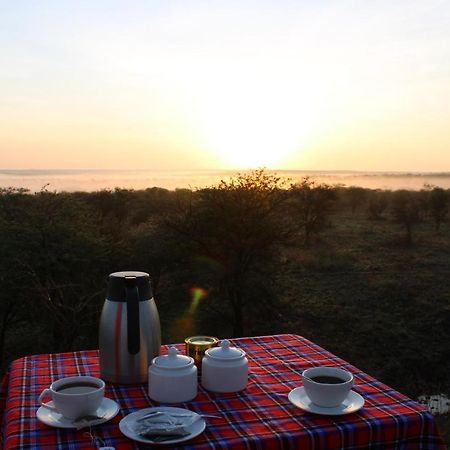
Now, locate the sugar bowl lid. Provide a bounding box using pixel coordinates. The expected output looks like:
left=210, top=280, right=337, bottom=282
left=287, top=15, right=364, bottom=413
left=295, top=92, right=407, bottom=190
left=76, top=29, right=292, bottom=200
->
left=205, top=339, right=245, bottom=360
left=152, top=346, right=193, bottom=368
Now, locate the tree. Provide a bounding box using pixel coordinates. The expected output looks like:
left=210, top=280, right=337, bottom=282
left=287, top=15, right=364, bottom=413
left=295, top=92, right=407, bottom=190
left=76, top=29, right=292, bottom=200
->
left=346, top=186, right=368, bottom=214
left=391, top=190, right=422, bottom=245
left=0, top=189, right=110, bottom=353
left=168, top=169, right=290, bottom=337
left=289, top=178, right=336, bottom=245
left=0, top=188, right=35, bottom=366
left=429, top=187, right=448, bottom=231
left=367, top=190, right=389, bottom=220
left=127, top=219, right=184, bottom=296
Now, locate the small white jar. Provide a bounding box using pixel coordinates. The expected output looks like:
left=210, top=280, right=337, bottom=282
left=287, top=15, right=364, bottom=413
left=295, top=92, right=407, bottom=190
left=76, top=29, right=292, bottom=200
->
left=201, top=339, right=248, bottom=393
left=148, top=346, right=197, bottom=403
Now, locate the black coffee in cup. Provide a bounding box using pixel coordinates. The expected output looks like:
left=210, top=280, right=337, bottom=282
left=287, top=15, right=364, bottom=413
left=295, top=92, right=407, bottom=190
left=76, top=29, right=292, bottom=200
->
left=310, top=376, right=345, bottom=384
left=39, top=375, right=105, bottom=420
left=55, top=382, right=100, bottom=394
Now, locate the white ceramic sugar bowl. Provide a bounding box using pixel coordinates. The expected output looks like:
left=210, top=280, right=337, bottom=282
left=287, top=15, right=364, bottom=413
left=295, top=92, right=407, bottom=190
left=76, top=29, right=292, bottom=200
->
left=201, top=339, right=248, bottom=393
left=148, top=346, right=197, bottom=403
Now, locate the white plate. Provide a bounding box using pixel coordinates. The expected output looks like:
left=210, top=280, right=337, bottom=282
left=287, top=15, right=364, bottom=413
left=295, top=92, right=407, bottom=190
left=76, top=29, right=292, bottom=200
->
left=119, top=406, right=206, bottom=445
left=36, top=397, right=120, bottom=428
left=288, top=387, right=365, bottom=415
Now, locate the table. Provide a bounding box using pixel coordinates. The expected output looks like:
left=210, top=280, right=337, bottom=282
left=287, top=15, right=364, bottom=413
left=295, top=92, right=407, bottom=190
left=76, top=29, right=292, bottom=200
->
left=0, top=334, right=445, bottom=449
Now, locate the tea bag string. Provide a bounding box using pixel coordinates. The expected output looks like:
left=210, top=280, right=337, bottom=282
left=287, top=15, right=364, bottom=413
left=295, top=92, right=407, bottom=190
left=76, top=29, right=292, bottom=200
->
left=84, top=426, right=109, bottom=449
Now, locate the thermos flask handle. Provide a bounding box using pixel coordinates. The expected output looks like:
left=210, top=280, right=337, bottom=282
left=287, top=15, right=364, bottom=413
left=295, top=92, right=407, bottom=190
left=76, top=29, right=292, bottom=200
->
left=125, top=277, right=140, bottom=355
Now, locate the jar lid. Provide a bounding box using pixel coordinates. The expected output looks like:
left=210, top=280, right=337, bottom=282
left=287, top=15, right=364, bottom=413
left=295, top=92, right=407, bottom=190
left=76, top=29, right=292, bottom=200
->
left=205, top=339, right=245, bottom=360
left=153, top=347, right=193, bottom=368
left=185, top=336, right=219, bottom=346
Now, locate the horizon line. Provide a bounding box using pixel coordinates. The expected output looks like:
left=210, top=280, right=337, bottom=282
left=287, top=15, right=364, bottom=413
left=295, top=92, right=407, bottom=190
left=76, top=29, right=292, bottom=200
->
left=1, top=168, right=450, bottom=176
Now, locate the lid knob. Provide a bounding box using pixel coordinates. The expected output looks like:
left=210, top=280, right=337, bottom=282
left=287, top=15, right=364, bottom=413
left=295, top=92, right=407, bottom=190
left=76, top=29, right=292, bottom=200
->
left=205, top=339, right=245, bottom=360
left=152, top=346, right=194, bottom=368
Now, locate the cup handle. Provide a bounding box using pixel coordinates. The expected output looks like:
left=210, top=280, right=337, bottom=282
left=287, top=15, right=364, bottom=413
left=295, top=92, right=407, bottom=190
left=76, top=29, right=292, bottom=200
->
left=38, top=389, right=58, bottom=412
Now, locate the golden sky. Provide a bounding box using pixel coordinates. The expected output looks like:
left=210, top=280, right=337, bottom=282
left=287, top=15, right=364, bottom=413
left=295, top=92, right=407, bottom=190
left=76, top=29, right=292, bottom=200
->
left=1, top=0, right=450, bottom=171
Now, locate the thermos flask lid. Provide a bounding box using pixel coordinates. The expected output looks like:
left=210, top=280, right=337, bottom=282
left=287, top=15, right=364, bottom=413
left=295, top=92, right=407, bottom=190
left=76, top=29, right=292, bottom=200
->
left=107, top=271, right=152, bottom=302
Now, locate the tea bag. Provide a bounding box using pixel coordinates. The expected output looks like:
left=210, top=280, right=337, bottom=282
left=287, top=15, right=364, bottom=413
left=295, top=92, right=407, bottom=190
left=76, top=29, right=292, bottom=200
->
left=74, top=414, right=105, bottom=430
left=133, top=411, right=199, bottom=437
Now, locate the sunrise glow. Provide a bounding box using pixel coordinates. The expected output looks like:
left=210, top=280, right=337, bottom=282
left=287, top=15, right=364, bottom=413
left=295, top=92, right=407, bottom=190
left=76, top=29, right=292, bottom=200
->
left=0, top=1, right=449, bottom=171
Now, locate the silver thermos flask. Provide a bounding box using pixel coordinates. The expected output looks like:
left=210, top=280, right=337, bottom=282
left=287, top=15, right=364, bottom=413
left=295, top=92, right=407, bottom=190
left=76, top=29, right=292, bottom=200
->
left=99, top=271, right=161, bottom=383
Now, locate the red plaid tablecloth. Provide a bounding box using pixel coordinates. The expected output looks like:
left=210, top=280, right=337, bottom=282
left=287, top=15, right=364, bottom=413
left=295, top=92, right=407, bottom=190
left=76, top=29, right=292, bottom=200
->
left=0, top=334, right=445, bottom=449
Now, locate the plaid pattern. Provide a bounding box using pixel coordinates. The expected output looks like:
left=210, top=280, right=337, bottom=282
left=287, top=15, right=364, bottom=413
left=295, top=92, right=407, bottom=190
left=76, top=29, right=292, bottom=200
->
left=0, top=334, right=445, bottom=450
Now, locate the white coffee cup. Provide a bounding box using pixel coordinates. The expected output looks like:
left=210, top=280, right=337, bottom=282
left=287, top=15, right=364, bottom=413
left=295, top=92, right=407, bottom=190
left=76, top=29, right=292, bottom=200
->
left=38, top=376, right=105, bottom=420
left=302, top=367, right=353, bottom=408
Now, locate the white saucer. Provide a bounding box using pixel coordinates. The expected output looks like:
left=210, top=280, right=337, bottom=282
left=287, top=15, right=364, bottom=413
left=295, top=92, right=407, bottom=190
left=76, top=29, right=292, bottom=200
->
left=288, top=387, right=364, bottom=415
left=36, top=397, right=120, bottom=428
left=119, top=406, right=206, bottom=445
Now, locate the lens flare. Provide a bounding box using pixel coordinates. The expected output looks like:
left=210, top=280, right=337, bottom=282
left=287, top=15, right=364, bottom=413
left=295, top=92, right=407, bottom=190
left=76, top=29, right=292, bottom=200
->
left=189, top=286, right=208, bottom=314
left=168, top=286, right=209, bottom=340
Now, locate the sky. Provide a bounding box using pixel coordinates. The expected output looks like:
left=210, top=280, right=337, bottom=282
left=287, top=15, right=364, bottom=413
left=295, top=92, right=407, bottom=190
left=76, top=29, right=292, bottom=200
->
left=1, top=0, right=450, bottom=171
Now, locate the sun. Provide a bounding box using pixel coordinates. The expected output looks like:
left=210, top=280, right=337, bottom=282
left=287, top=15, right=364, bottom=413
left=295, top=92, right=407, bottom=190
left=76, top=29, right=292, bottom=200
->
left=178, top=55, right=330, bottom=170
left=187, top=75, right=318, bottom=169
left=202, top=103, right=303, bottom=168
left=199, top=93, right=307, bottom=169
